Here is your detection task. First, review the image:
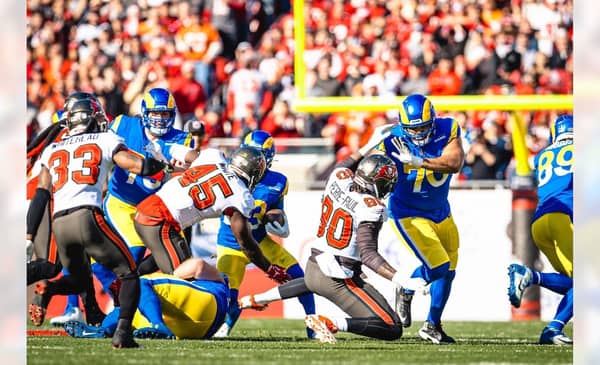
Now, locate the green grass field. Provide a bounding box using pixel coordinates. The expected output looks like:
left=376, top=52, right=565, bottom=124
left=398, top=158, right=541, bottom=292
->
left=27, top=319, right=573, bottom=365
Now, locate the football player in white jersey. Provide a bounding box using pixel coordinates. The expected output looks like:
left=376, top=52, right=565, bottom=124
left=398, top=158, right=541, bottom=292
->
left=133, top=147, right=291, bottom=284
left=26, top=99, right=172, bottom=348
left=239, top=125, right=411, bottom=344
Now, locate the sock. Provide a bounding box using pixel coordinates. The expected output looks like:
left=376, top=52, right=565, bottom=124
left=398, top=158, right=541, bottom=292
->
left=27, top=259, right=61, bottom=285
left=65, top=294, right=79, bottom=313
left=331, top=316, right=348, bottom=332
left=427, top=270, right=455, bottom=325
left=537, top=272, right=572, bottom=295
left=61, top=268, right=80, bottom=312
left=548, top=287, right=573, bottom=331
left=102, top=307, right=120, bottom=336
left=225, top=289, right=241, bottom=328
left=285, top=264, right=316, bottom=315
left=254, top=287, right=282, bottom=304
left=117, top=274, right=140, bottom=321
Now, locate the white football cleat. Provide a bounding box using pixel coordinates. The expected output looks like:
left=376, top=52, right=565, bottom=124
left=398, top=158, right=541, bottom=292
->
left=238, top=295, right=269, bottom=311
left=50, top=307, right=84, bottom=326
left=213, top=322, right=231, bottom=338
left=304, top=315, right=337, bottom=344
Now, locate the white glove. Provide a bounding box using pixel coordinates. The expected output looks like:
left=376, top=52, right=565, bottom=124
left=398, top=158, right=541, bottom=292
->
left=390, top=138, right=424, bottom=167
left=358, top=123, right=395, bottom=156
left=265, top=213, right=290, bottom=238
left=391, top=273, right=429, bottom=295
left=26, top=239, right=33, bottom=263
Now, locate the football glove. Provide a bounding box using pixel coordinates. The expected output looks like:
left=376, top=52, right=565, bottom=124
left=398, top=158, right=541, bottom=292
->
left=267, top=264, right=292, bottom=284
left=359, top=123, right=395, bottom=156
left=390, top=138, right=423, bottom=167
left=391, top=273, right=429, bottom=295
left=265, top=213, right=290, bottom=238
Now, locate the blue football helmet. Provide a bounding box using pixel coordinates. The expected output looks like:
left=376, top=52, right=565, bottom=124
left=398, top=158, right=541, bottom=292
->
left=141, top=88, right=176, bottom=136
left=241, top=130, right=275, bottom=167
left=398, top=94, right=436, bottom=146
left=549, top=114, right=573, bottom=144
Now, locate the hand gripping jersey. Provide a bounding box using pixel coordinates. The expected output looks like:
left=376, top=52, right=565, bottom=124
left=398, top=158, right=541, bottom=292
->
left=106, top=114, right=193, bottom=205
left=217, top=169, right=288, bottom=250
left=312, top=167, right=387, bottom=261
left=532, top=138, right=573, bottom=222
left=380, top=117, right=461, bottom=223
left=38, top=132, right=126, bottom=214
left=155, top=148, right=255, bottom=229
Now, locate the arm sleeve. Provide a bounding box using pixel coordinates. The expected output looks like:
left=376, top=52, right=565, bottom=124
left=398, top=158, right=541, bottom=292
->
left=335, top=155, right=362, bottom=171
left=357, top=221, right=397, bottom=280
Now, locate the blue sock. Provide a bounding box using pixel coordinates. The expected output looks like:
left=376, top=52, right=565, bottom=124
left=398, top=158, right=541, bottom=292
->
left=91, top=262, right=117, bottom=294
left=548, top=287, right=573, bottom=331
left=136, top=279, right=174, bottom=335
left=286, top=264, right=316, bottom=338
left=427, top=270, right=455, bottom=325
left=101, top=307, right=119, bottom=336
left=225, top=289, right=241, bottom=328
left=61, top=268, right=79, bottom=313
left=533, top=272, right=572, bottom=295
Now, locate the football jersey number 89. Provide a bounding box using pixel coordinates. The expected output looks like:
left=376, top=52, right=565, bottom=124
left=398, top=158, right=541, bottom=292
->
left=536, top=145, right=573, bottom=187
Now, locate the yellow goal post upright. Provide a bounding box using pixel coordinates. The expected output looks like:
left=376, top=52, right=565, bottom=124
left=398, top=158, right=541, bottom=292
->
left=291, top=0, right=573, bottom=320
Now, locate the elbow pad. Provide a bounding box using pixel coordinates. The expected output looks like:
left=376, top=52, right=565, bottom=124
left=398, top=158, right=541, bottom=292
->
left=27, top=188, right=51, bottom=237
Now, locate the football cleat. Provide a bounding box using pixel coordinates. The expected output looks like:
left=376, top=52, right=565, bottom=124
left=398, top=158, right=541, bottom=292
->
left=539, top=327, right=573, bottom=345
left=508, top=263, right=533, bottom=308
left=50, top=307, right=84, bottom=326
left=64, top=320, right=108, bottom=338
left=213, top=322, right=231, bottom=338
left=304, top=315, right=338, bottom=344
left=133, top=327, right=175, bottom=340
left=418, top=321, right=456, bottom=345
left=395, top=287, right=413, bottom=328
left=112, top=328, right=140, bottom=349
left=29, top=280, right=52, bottom=326
left=238, top=295, right=269, bottom=311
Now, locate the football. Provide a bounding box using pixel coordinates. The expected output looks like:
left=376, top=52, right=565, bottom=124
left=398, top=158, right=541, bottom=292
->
left=264, top=209, right=285, bottom=226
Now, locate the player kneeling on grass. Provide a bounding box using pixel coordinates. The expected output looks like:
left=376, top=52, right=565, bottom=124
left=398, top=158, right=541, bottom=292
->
left=64, top=258, right=230, bottom=340
left=240, top=125, right=414, bottom=344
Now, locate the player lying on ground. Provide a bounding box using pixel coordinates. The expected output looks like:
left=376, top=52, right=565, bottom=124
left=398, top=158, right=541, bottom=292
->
left=64, top=258, right=230, bottom=340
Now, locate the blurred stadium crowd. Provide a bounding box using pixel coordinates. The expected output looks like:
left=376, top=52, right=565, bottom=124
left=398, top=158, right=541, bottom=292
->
left=27, top=0, right=572, bottom=180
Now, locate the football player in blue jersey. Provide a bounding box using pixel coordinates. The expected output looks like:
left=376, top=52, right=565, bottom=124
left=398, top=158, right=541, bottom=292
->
left=213, top=130, right=316, bottom=338
left=92, top=88, right=194, bottom=295
left=508, top=114, right=573, bottom=345
left=64, top=258, right=230, bottom=340
left=379, top=94, right=465, bottom=344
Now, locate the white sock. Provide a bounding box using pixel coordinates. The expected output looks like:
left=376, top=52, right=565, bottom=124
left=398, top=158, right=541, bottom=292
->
left=254, top=287, right=282, bottom=304
left=331, top=316, right=348, bottom=332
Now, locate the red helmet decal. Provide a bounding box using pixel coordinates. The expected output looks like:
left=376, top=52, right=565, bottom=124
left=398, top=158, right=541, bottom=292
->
left=375, top=165, right=397, bottom=180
